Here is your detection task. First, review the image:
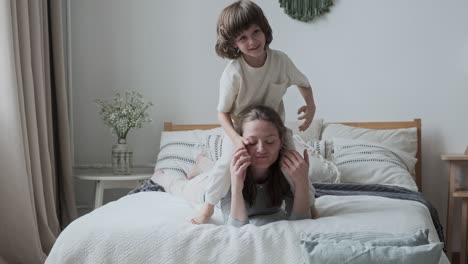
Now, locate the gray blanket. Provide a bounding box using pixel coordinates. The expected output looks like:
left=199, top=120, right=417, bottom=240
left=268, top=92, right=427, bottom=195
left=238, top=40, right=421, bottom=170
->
left=128, top=179, right=165, bottom=194
left=313, top=183, right=445, bottom=251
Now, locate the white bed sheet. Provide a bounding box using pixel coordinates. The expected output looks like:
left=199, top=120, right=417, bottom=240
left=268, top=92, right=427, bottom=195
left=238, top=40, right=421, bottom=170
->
left=46, top=192, right=449, bottom=264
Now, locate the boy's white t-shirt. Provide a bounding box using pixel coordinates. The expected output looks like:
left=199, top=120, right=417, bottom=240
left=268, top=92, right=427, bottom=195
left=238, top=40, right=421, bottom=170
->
left=217, top=48, right=310, bottom=124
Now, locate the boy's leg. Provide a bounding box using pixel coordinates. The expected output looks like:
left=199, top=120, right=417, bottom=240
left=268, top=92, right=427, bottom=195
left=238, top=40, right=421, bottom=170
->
left=191, top=133, right=234, bottom=224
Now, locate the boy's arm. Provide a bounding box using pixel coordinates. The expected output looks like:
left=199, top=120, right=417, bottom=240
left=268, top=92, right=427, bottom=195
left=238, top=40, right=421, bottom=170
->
left=297, top=86, right=316, bottom=131
left=218, top=112, right=249, bottom=148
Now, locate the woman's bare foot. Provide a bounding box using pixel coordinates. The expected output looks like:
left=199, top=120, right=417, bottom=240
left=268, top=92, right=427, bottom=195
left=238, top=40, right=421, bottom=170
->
left=191, top=203, right=214, bottom=224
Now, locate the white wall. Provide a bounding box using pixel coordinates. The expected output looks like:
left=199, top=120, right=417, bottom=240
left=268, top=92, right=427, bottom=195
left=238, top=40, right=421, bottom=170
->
left=71, top=0, right=468, bottom=249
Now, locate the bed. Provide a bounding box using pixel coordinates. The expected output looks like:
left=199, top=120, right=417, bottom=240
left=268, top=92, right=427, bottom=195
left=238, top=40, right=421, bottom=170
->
left=46, top=118, right=449, bottom=264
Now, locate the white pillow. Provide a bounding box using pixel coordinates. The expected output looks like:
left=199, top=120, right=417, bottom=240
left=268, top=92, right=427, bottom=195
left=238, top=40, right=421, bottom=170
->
left=293, top=135, right=340, bottom=183
left=286, top=118, right=323, bottom=143
left=155, top=128, right=223, bottom=180
left=333, top=137, right=418, bottom=191
left=321, top=123, right=418, bottom=157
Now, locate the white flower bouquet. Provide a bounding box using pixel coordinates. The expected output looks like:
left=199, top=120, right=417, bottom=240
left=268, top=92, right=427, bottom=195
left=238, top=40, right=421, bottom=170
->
left=96, top=91, right=153, bottom=141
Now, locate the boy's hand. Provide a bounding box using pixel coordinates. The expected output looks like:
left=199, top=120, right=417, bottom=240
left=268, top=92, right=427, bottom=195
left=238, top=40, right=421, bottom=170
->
left=234, top=136, right=250, bottom=150
left=297, top=104, right=315, bottom=132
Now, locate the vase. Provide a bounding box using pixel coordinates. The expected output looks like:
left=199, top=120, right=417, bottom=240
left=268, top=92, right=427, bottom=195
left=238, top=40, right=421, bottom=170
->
left=112, top=138, right=133, bottom=175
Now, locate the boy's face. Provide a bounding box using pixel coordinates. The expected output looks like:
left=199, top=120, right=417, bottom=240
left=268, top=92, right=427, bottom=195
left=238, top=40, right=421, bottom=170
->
left=233, top=24, right=266, bottom=65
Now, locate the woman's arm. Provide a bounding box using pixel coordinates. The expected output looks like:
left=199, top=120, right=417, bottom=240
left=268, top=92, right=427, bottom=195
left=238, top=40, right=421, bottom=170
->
left=227, top=147, right=251, bottom=226
left=218, top=112, right=249, bottom=149
left=281, top=149, right=311, bottom=219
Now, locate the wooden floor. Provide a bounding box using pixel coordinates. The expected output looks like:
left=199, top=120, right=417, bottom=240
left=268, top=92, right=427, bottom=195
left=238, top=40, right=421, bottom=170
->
left=453, top=252, right=460, bottom=263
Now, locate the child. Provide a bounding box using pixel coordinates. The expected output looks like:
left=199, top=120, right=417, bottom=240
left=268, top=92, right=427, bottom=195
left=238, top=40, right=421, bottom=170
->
left=191, top=0, right=317, bottom=224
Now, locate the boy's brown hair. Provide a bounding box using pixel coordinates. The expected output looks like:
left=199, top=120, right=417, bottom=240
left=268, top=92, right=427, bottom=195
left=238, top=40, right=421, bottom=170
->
left=215, top=0, right=273, bottom=59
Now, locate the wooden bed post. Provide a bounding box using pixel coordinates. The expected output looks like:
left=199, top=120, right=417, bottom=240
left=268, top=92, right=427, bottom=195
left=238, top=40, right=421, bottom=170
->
left=414, top=118, right=422, bottom=191
left=163, top=122, right=172, bottom=132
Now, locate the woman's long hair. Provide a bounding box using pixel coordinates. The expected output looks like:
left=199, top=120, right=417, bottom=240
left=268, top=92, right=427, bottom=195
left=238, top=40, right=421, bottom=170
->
left=236, top=105, right=291, bottom=207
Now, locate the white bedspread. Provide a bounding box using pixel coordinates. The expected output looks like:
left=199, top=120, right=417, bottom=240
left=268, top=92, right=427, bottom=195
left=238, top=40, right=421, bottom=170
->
left=46, top=192, right=449, bottom=264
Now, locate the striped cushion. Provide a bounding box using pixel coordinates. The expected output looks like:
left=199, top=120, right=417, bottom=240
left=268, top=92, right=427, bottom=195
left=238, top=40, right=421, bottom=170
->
left=155, top=128, right=223, bottom=179
left=333, top=137, right=417, bottom=191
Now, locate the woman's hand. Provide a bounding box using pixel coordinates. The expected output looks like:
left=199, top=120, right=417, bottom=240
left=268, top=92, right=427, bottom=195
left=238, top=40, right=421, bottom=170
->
left=230, top=147, right=251, bottom=193
left=281, top=149, right=311, bottom=218
left=281, top=149, right=310, bottom=192
left=229, top=147, right=251, bottom=225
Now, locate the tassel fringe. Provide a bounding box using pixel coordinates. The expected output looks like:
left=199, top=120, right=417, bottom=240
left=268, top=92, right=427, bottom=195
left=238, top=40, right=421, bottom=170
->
left=279, top=0, right=333, bottom=22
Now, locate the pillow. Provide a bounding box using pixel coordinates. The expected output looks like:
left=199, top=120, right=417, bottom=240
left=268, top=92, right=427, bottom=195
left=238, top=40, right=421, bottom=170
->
left=293, top=135, right=340, bottom=183
left=300, top=235, right=443, bottom=264
left=154, top=127, right=222, bottom=178
left=321, top=123, right=418, bottom=157
left=333, top=137, right=418, bottom=191
left=286, top=118, right=323, bottom=143
left=152, top=127, right=223, bottom=193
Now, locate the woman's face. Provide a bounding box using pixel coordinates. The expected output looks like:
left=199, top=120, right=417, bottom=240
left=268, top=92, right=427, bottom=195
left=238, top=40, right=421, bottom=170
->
left=242, top=119, right=282, bottom=170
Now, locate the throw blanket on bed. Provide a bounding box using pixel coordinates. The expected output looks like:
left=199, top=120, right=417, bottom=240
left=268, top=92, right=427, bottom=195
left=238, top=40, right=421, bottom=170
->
left=128, top=179, right=165, bottom=194
left=48, top=183, right=450, bottom=264
left=313, top=183, right=445, bottom=250
left=128, top=180, right=444, bottom=250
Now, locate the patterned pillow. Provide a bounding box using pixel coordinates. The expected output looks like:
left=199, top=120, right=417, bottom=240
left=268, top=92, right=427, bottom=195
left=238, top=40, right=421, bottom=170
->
left=152, top=127, right=223, bottom=201
left=293, top=135, right=340, bottom=183
left=321, top=123, right=418, bottom=157
left=286, top=118, right=323, bottom=143
left=154, top=127, right=223, bottom=179
left=333, top=137, right=418, bottom=191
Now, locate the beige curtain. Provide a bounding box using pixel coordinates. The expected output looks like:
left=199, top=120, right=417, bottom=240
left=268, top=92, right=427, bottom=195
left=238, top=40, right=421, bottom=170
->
left=0, top=0, right=77, bottom=263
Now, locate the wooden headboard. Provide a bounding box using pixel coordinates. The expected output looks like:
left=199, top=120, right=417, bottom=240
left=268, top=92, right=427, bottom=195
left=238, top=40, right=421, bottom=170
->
left=164, top=118, right=422, bottom=191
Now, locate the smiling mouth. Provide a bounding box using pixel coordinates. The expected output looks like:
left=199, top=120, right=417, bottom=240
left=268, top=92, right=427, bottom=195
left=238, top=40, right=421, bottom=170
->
left=249, top=45, right=261, bottom=51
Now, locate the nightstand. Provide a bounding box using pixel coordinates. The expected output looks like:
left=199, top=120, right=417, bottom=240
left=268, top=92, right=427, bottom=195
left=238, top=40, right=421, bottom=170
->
left=75, top=167, right=153, bottom=209
left=441, top=154, right=468, bottom=264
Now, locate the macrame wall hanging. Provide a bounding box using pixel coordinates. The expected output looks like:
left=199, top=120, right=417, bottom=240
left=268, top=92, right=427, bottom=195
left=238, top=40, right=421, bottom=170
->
left=279, top=0, right=333, bottom=22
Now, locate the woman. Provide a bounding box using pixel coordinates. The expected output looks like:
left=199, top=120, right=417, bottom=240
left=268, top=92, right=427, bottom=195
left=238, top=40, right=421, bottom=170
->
left=220, top=105, right=317, bottom=227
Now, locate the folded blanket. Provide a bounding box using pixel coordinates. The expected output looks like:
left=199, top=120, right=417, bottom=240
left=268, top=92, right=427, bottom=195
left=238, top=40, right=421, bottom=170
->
left=128, top=179, right=165, bottom=194
left=313, top=183, right=445, bottom=251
